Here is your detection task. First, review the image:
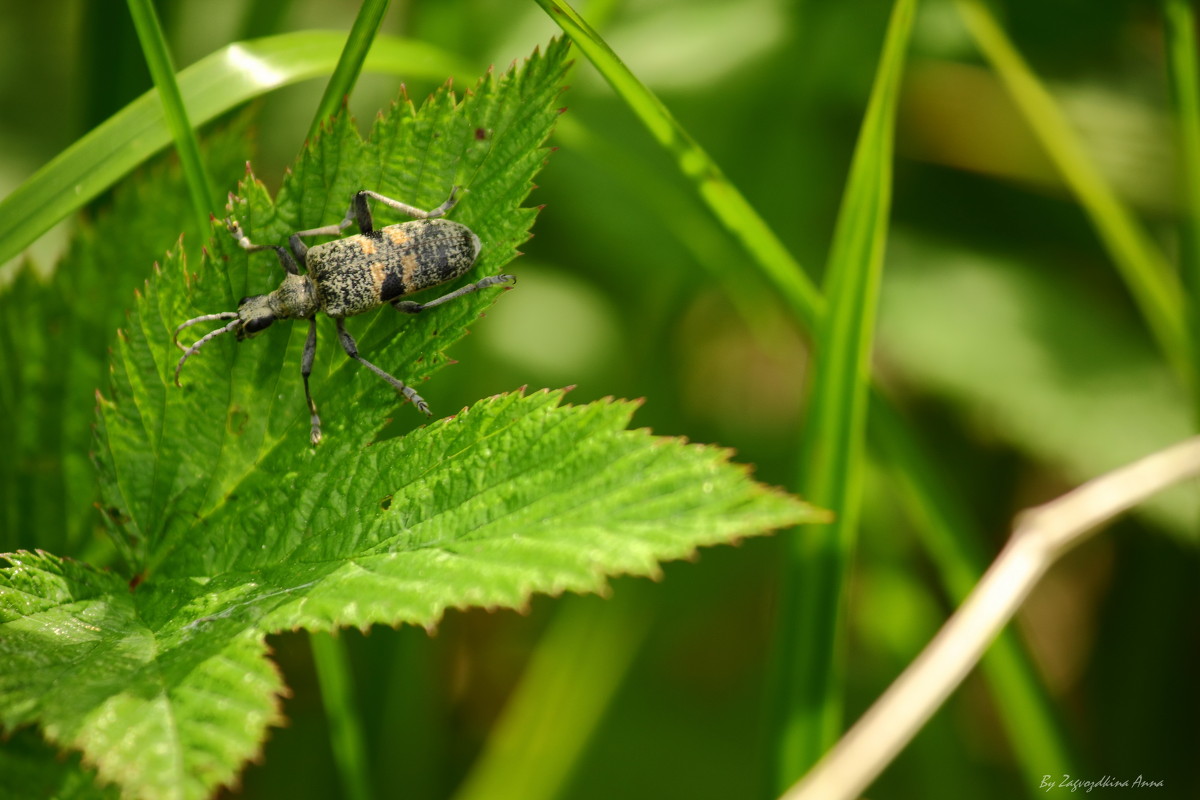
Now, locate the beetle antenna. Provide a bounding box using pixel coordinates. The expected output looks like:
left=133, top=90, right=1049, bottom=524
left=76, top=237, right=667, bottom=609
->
left=173, top=312, right=240, bottom=351
left=174, top=315, right=243, bottom=386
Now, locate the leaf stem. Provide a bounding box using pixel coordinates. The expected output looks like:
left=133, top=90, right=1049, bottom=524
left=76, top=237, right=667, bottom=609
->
left=868, top=398, right=1076, bottom=786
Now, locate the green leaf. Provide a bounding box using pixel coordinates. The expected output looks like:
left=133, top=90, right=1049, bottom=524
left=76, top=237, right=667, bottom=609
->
left=99, top=39, right=572, bottom=574
left=2, top=40, right=824, bottom=800
left=0, top=118, right=253, bottom=556
left=0, top=550, right=284, bottom=799
left=0, top=32, right=472, bottom=269
left=5, top=388, right=819, bottom=799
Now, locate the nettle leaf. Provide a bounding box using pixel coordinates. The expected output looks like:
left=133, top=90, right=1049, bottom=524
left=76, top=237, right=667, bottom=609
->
left=97, top=41, right=574, bottom=574
left=0, top=550, right=281, bottom=799
left=0, top=40, right=825, bottom=800
left=0, top=116, right=252, bottom=556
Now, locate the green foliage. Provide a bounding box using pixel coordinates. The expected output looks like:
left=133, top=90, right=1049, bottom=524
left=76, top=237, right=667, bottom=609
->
left=96, top=38, right=570, bottom=574
left=5, top=387, right=815, bottom=799
left=774, top=0, right=915, bottom=783
left=0, top=31, right=471, bottom=269
left=8, top=0, right=1196, bottom=797
left=879, top=237, right=1198, bottom=533
left=0, top=39, right=823, bottom=800
left=0, top=116, right=252, bottom=556
left=951, top=0, right=1193, bottom=389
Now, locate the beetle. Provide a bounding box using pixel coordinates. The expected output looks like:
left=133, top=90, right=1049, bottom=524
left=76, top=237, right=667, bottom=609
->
left=173, top=187, right=513, bottom=444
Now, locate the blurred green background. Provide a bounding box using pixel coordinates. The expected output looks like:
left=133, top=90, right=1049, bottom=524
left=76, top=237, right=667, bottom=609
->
left=2, top=0, right=1197, bottom=798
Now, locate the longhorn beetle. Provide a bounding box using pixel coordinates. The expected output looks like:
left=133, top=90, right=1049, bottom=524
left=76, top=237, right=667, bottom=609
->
left=173, top=187, right=513, bottom=444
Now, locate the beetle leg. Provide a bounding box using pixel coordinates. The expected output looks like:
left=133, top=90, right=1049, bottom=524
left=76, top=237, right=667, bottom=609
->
left=226, top=218, right=301, bottom=275
left=292, top=186, right=462, bottom=241
left=392, top=273, right=516, bottom=314
left=294, top=204, right=357, bottom=239
left=335, top=319, right=432, bottom=416
left=356, top=186, right=460, bottom=226
left=291, top=206, right=361, bottom=268
left=301, top=318, right=322, bottom=444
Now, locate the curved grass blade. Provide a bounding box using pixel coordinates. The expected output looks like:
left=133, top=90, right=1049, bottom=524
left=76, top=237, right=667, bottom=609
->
left=0, top=32, right=472, bottom=269
left=308, top=0, right=392, bottom=139
left=1164, top=0, right=1200, bottom=423
left=770, top=0, right=915, bottom=788
left=536, top=1, right=1076, bottom=793
left=126, top=0, right=217, bottom=235
left=953, top=0, right=1193, bottom=391
left=532, top=0, right=823, bottom=324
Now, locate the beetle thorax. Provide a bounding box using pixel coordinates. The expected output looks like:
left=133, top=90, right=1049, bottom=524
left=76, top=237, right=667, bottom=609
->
left=235, top=273, right=318, bottom=339
left=268, top=272, right=319, bottom=319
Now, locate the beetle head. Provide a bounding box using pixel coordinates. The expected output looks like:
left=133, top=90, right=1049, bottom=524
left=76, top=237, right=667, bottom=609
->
left=235, top=294, right=277, bottom=339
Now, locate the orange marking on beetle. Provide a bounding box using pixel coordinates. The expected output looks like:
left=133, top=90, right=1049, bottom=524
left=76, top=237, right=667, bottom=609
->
left=401, top=253, right=421, bottom=288
left=370, top=262, right=388, bottom=295
left=385, top=226, right=409, bottom=246
left=359, top=238, right=378, bottom=256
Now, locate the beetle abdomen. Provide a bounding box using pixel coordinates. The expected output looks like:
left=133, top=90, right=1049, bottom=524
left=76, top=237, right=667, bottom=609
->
left=309, top=218, right=481, bottom=318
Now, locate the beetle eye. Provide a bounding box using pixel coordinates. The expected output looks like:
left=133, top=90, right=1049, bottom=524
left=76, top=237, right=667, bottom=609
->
left=242, top=314, right=276, bottom=335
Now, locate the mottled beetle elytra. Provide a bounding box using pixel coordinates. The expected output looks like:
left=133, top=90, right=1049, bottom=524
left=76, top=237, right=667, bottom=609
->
left=173, top=187, right=514, bottom=444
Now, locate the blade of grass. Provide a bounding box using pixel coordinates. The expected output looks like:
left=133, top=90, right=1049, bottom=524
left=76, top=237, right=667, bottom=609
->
left=298, top=8, right=393, bottom=791
left=0, top=32, right=471, bottom=269
left=452, top=589, right=652, bottom=800
left=784, top=435, right=1200, bottom=800
left=770, top=0, right=915, bottom=788
left=554, top=115, right=783, bottom=345
left=126, top=0, right=216, bottom=232
left=1163, top=0, right=1200, bottom=425
left=869, top=398, right=1075, bottom=787
left=311, top=633, right=373, bottom=800
left=952, top=0, right=1194, bottom=393
left=308, top=0, right=391, bottom=139
left=531, top=0, right=824, bottom=324
left=535, top=0, right=1075, bottom=792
